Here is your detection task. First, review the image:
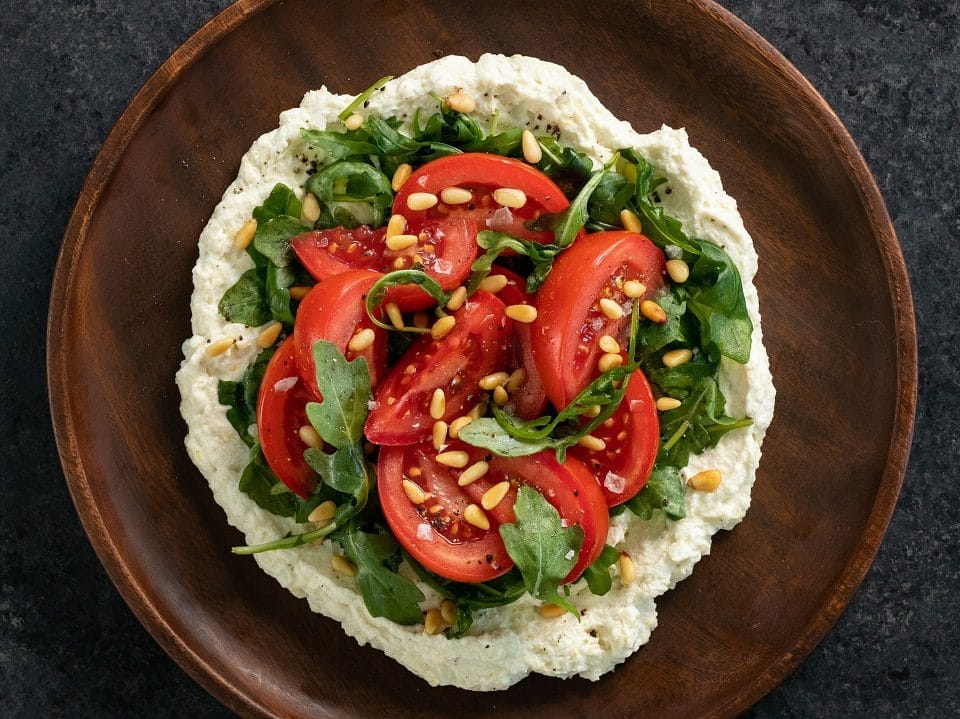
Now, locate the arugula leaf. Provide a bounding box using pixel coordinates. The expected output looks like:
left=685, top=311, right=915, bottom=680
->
left=252, top=183, right=303, bottom=224
left=534, top=136, right=595, bottom=198
left=305, top=161, right=394, bottom=228
left=626, top=466, right=686, bottom=520
left=587, top=171, right=633, bottom=227
left=466, top=231, right=563, bottom=294
left=338, top=75, right=392, bottom=121
left=633, top=289, right=696, bottom=361
left=456, top=418, right=548, bottom=457
left=685, top=240, right=753, bottom=363
left=581, top=544, right=620, bottom=596
left=304, top=341, right=370, bottom=449
left=499, top=486, right=583, bottom=616
left=365, top=116, right=421, bottom=156
left=218, top=267, right=271, bottom=326
left=301, top=128, right=379, bottom=159
left=237, top=443, right=299, bottom=517
left=218, top=345, right=276, bottom=446
left=547, top=152, right=620, bottom=248
left=252, top=216, right=306, bottom=268
left=364, top=270, right=449, bottom=333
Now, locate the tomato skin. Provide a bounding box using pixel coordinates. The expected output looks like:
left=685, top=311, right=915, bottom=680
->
left=256, top=337, right=316, bottom=499
left=569, top=371, right=660, bottom=506
left=293, top=270, right=388, bottom=399
left=377, top=444, right=607, bottom=583
left=364, top=291, right=513, bottom=445
left=531, top=231, right=667, bottom=409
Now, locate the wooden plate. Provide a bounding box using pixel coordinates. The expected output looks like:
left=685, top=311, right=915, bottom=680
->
left=47, top=0, right=916, bottom=716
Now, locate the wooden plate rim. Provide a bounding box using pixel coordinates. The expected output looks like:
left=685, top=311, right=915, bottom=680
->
left=46, top=1, right=918, bottom=717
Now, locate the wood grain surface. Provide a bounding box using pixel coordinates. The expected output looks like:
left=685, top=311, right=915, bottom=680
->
left=47, top=0, right=917, bottom=717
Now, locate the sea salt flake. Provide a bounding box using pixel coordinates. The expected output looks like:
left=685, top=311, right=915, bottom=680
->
left=367, top=400, right=380, bottom=410
left=416, top=523, right=433, bottom=540
left=273, top=376, right=298, bottom=392
left=564, top=549, right=575, bottom=561
left=603, top=471, right=626, bottom=494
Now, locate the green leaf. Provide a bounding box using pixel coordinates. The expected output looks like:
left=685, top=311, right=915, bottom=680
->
left=218, top=267, right=271, bottom=326
left=498, top=486, right=583, bottom=615
left=252, top=216, right=307, bottom=268
left=338, top=75, right=392, bottom=121
left=303, top=446, right=367, bottom=498
left=252, top=183, right=303, bottom=224
left=685, top=240, right=753, bottom=363
left=534, top=136, right=595, bottom=198
left=265, top=264, right=296, bottom=325
left=633, top=289, right=696, bottom=361
left=304, top=341, right=371, bottom=449
left=305, top=161, right=393, bottom=227
left=466, top=231, right=562, bottom=294
left=542, top=152, right=619, bottom=249
left=365, top=116, right=421, bottom=156
left=587, top=171, right=633, bottom=227
left=301, top=128, right=379, bottom=159
left=581, top=544, right=620, bottom=596
left=456, top=418, right=550, bottom=456
left=626, top=466, right=686, bottom=520
left=364, top=270, right=449, bottom=333
left=237, top=444, right=299, bottom=518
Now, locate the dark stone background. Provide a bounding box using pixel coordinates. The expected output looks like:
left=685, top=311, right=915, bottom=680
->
left=2, top=1, right=957, bottom=716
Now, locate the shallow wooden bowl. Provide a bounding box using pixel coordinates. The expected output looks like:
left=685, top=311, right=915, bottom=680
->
left=48, top=0, right=916, bottom=716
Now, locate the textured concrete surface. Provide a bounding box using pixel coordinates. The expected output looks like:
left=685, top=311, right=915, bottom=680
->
left=1, top=1, right=957, bottom=716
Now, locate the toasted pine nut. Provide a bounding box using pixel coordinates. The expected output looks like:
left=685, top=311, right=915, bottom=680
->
left=640, top=299, right=667, bottom=324
left=583, top=404, right=602, bottom=418
left=445, top=91, right=475, bottom=113
left=599, top=297, right=624, bottom=320
left=344, top=113, right=364, bottom=130
left=623, top=280, right=647, bottom=298
left=598, top=352, right=624, bottom=373
left=662, top=348, right=693, bottom=368
left=436, top=450, right=469, bottom=468
left=385, top=302, right=404, bottom=329
left=493, top=187, right=527, bottom=208
left=577, top=434, right=606, bottom=451
left=478, top=371, right=510, bottom=390
left=402, top=479, right=427, bottom=505
left=424, top=607, right=444, bottom=635
left=308, top=500, right=337, bottom=524
left=505, top=304, right=537, bottom=323
left=298, top=424, right=322, bottom=449
left=289, top=286, right=311, bottom=301
left=598, top=335, right=620, bottom=354
left=446, top=286, right=467, bottom=311
left=392, top=163, right=413, bottom=192
left=407, top=192, right=438, bottom=211
left=457, top=461, right=489, bottom=486
left=386, top=214, right=407, bottom=238
left=506, top=368, right=526, bottom=393
left=481, top=481, right=511, bottom=511
left=449, top=415, right=474, bottom=439
left=619, top=552, right=636, bottom=585
left=331, top=554, right=357, bottom=577
left=538, top=603, right=567, bottom=618
left=521, top=129, right=542, bottom=164
left=412, top=312, right=429, bottom=329
left=468, top=400, right=488, bottom=420
left=478, top=274, right=509, bottom=293
left=429, top=388, right=446, bottom=420
left=206, top=337, right=235, bottom=357
left=620, top=208, right=643, bottom=233
left=386, top=233, right=419, bottom=251
left=440, top=186, right=472, bottom=205
left=666, top=258, right=690, bottom=283
left=347, top=328, right=376, bottom=352
left=464, top=503, right=490, bottom=530
left=656, top=397, right=683, bottom=411
left=440, top=599, right=457, bottom=625
left=233, top=218, right=257, bottom=250
left=301, top=193, right=321, bottom=224
left=432, top=421, right=448, bottom=451
left=492, top=385, right=509, bottom=406
left=688, top=469, right=722, bottom=492
left=256, top=322, right=282, bottom=348
left=431, top=315, right=456, bottom=340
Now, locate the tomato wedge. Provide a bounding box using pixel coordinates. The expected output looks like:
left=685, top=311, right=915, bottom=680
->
left=365, top=291, right=513, bottom=445
left=377, top=442, right=608, bottom=583
left=569, top=372, right=660, bottom=506
left=293, top=270, right=388, bottom=399
left=531, top=230, right=667, bottom=409
left=393, top=153, right=570, bottom=243
left=256, top=337, right=316, bottom=499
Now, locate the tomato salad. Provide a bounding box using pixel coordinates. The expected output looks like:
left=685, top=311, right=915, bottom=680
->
left=217, top=80, right=755, bottom=634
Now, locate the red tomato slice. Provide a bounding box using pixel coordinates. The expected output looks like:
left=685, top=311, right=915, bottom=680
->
left=256, top=337, right=316, bottom=499
left=488, top=267, right=548, bottom=420
left=293, top=270, right=388, bottom=399
left=393, top=153, right=570, bottom=243
left=569, top=372, right=660, bottom=506
left=531, top=230, right=667, bottom=409
left=377, top=443, right=608, bottom=583
left=364, top=291, right=513, bottom=445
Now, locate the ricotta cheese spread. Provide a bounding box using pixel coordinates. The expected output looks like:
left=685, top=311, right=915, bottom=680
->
left=176, top=53, right=775, bottom=690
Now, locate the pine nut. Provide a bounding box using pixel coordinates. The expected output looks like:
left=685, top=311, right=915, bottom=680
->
left=640, top=300, right=667, bottom=324
left=598, top=352, right=623, bottom=372
left=300, top=192, right=321, bottom=224
left=440, top=599, right=457, bottom=625
left=308, top=500, right=337, bottom=524
left=392, top=163, right=413, bottom=191
left=623, top=280, right=647, bottom=298
left=344, top=113, right=364, bottom=130
left=432, top=421, right=448, bottom=450
left=206, top=337, right=235, bottom=357
left=385, top=302, right=404, bottom=329
left=577, top=434, right=606, bottom=451
left=298, top=424, right=322, bottom=449
left=347, top=328, right=376, bottom=352
left=449, top=416, right=474, bottom=439
left=506, top=368, right=526, bottom=393
left=386, top=213, right=407, bottom=238
left=662, top=348, right=693, bottom=368
left=256, top=322, right=282, bottom=348
left=446, top=286, right=467, bottom=311
left=424, top=607, right=444, bottom=635
left=521, top=129, right=542, bottom=164
left=492, top=385, right=509, bottom=406
left=656, top=397, right=682, bottom=411
left=407, top=192, right=438, bottom=211
left=386, top=233, right=419, bottom=251
left=429, top=388, right=446, bottom=420
left=289, top=286, right=311, bottom=301
left=479, top=371, right=510, bottom=390
left=402, top=479, right=427, bottom=505
left=463, top=503, right=490, bottom=530
left=457, top=461, right=489, bottom=486
left=437, top=451, right=469, bottom=468
left=431, top=315, right=456, bottom=340
left=538, top=603, right=566, bottom=618
left=619, top=552, right=636, bottom=585
left=445, top=91, right=475, bottom=114
left=620, top=208, right=643, bottom=233
left=505, top=304, right=537, bottom=323
left=481, top=481, right=511, bottom=510
left=583, top=404, right=602, bottom=418
left=478, top=274, right=509, bottom=293
left=468, top=400, right=488, bottom=420
left=233, top=218, right=257, bottom=250
left=687, top=469, right=722, bottom=492
left=440, top=186, right=472, bottom=204
left=412, top=312, right=429, bottom=329
left=493, top=187, right=527, bottom=208
left=666, top=258, right=690, bottom=283
left=598, top=335, right=620, bottom=354
left=331, top=554, right=357, bottom=577
left=599, top=298, right=624, bottom=320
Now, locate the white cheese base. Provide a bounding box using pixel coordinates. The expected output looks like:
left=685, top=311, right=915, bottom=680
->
left=176, top=54, right=775, bottom=691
